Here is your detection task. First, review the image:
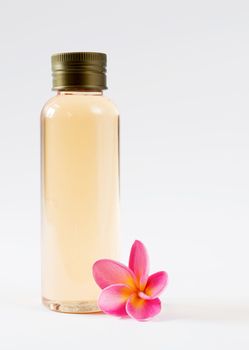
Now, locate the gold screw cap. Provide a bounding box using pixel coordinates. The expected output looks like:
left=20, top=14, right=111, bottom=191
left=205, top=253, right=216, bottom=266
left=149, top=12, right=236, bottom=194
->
left=51, top=52, right=107, bottom=91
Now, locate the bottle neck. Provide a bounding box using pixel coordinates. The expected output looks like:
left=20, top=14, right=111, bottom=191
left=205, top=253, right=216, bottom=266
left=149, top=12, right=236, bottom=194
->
left=57, top=90, right=103, bottom=96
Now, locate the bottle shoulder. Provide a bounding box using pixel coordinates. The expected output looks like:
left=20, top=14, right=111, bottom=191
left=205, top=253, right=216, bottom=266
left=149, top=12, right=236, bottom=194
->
left=41, top=94, right=119, bottom=119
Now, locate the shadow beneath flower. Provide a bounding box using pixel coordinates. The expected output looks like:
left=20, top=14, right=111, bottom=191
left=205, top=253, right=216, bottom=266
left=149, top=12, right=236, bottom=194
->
left=155, top=299, right=249, bottom=323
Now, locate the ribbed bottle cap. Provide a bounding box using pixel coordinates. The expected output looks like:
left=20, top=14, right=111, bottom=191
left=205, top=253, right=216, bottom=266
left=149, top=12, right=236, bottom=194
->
left=51, top=52, right=107, bottom=91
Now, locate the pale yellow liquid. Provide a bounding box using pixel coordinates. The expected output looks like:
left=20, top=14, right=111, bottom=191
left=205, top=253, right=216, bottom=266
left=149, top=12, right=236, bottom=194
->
left=41, top=91, right=119, bottom=313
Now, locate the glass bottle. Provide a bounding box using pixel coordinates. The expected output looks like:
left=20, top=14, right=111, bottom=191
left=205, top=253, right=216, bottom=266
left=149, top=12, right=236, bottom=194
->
left=41, top=52, right=119, bottom=313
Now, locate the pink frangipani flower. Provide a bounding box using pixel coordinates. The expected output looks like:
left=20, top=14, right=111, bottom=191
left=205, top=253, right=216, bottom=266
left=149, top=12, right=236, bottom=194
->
left=92, top=240, right=168, bottom=321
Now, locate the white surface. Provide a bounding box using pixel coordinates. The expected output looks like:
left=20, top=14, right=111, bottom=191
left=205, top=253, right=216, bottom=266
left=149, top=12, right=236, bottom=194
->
left=1, top=0, right=249, bottom=348
left=2, top=293, right=249, bottom=349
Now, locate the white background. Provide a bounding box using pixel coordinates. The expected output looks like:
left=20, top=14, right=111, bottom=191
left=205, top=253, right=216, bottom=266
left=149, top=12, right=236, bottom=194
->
left=0, top=0, right=249, bottom=348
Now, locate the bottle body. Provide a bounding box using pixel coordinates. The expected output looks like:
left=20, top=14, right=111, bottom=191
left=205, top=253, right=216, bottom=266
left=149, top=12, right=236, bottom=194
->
left=41, top=91, right=119, bottom=313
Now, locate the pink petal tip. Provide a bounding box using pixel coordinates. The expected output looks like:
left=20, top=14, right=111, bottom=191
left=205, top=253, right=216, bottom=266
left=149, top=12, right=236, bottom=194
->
left=126, top=293, right=161, bottom=321
left=98, top=284, right=133, bottom=317
left=144, top=271, right=168, bottom=298
left=93, top=259, right=136, bottom=290
left=129, top=240, right=149, bottom=289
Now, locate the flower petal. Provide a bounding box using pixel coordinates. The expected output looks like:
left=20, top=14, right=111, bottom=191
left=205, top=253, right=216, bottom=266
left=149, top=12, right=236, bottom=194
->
left=126, top=293, right=161, bottom=321
left=93, top=259, right=136, bottom=290
left=129, top=240, right=149, bottom=289
left=98, top=284, right=133, bottom=317
left=144, top=271, right=168, bottom=298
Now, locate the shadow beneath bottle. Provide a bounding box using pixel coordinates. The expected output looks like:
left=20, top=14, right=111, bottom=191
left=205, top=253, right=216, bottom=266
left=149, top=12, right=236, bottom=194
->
left=155, top=299, right=249, bottom=323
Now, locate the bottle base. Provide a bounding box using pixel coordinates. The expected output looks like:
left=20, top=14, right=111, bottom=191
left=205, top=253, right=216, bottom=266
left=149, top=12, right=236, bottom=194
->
left=42, top=297, right=100, bottom=314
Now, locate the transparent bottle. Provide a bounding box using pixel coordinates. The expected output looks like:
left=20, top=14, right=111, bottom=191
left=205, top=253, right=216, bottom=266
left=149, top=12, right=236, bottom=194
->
left=41, top=52, right=119, bottom=313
